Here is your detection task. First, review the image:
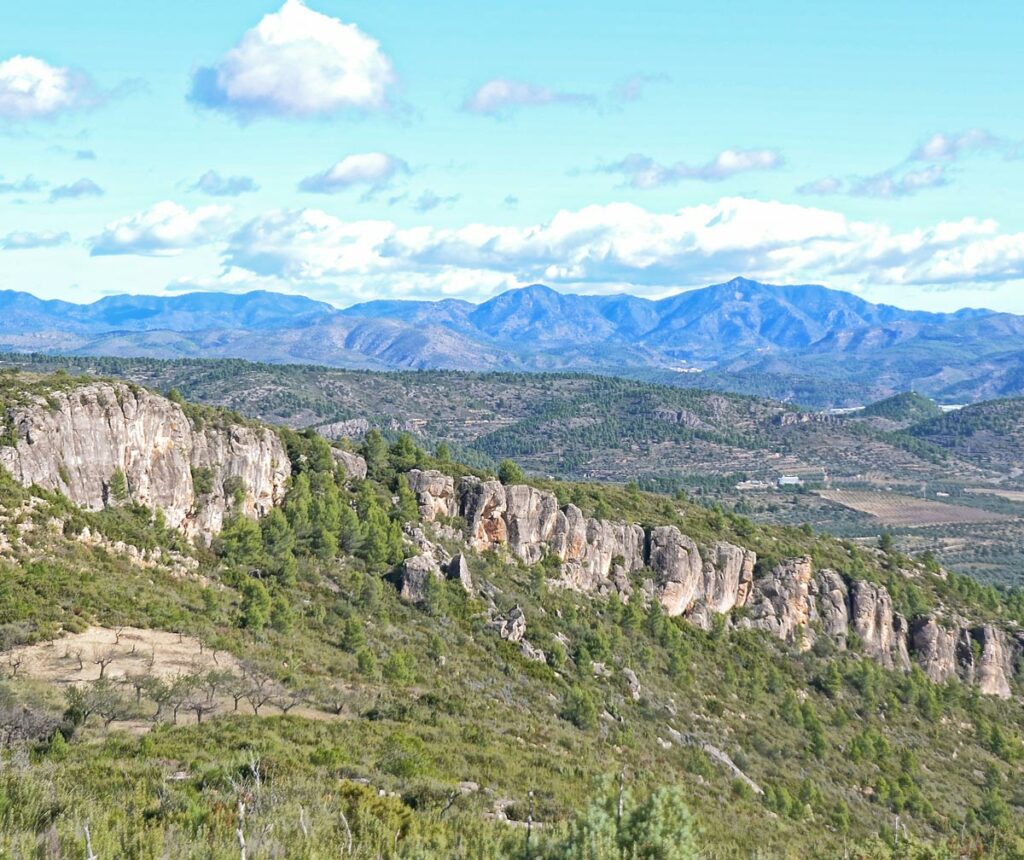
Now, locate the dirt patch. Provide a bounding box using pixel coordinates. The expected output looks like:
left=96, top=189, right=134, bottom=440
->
left=7, top=626, right=239, bottom=687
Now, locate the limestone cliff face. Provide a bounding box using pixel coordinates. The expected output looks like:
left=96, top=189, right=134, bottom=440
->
left=849, top=581, right=911, bottom=671
left=0, top=382, right=289, bottom=542
left=407, top=466, right=1022, bottom=698
left=738, top=557, right=817, bottom=650
left=911, top=616, right=959, bottom=683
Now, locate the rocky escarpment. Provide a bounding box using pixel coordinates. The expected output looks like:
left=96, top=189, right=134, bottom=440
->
left=0, top=382, right=290, bottom=543
left=407, top=469, right=1023, bottom=699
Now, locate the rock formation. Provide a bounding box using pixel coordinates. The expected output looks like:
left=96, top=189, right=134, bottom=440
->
left=0, top=382, right=289, bottom=543
left=737, top=557, right=817, bottom=650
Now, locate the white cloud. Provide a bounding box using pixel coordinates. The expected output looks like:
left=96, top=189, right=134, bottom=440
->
left=191, top=170, right=259, bottom=197
left=911, top=129, right=1000, bottom=161
left=798, top=165, right=950, bottom=199
left=0, top=55, right=96, bottom=119
left=0, top=230, right=69, bottom=250
left=189, top=0, right=395, bottom=119
left=49, top=178, right=104, bottom=202
left=219, top=198, right=1024, bottom=298
left=796, top=176, right=844, bottom=196
left=599, top=148, right=783, bottom=187
left=90, top=201, right=232, bottom=256
left=462, top=79, right=593, bottom=115
left=298, top=152, right=408, bottom=194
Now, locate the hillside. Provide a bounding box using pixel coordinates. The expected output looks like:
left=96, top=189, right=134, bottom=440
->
left=8, top=355, right=1024, bottom=588
left=860, top=392, right=944, bottom=426
left=2, top=279, right=1024, bottom=406
left=0, top=372, right=1022, bottom=856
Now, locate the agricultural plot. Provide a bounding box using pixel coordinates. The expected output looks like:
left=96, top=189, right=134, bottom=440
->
left=816, top=489, right=1011, bottom=528
left=966, top=487, right=1024, bottom=503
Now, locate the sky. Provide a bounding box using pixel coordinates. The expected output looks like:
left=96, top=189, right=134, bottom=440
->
left=1, top=0, right=1023, bottom=311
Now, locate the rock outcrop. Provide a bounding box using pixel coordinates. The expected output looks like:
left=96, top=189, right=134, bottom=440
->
left=406, top=469, right=457, bottom=520
left=331, top=449, right=367, bottom=481
left=849, top=581, right=911, bottom=671
left=738, top=557, right=817, bottom=650
left=962, top=626, right=1014, bottom=699
left=911, top=616, right=959, bottom=683
left=0, top=382, right=289, bottom=543
left=816, top=570, right=850, bottom=649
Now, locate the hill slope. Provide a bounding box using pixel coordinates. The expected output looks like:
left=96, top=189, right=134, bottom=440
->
left=0, top=372, right=1022, bottom=856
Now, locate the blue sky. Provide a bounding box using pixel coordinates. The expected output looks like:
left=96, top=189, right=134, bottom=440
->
left=1, top=0, right=1022, bottom=310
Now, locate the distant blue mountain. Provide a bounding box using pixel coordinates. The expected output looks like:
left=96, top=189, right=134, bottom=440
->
left=1, top=277, right=1021, bottom=404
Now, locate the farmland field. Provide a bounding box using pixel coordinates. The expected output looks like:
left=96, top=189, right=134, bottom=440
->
left=816, top=489, right=1011, bottom=527
left=965, top=487, right=1024, bottom=503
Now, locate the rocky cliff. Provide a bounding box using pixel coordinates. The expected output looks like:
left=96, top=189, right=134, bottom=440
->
left=406, top=468, right=1022, bottom=699
left=0, top=382, right=290, bottom=542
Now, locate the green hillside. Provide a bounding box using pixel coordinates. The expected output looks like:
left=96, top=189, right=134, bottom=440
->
left=0, top=372, right=1021, bottom=857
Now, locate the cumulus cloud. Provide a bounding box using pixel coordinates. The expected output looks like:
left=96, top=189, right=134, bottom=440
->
left=462, top=79, right=593, bottom=115
left=0, top=175, right=45, bottom=194
left=90, top=201, right=232, bottom=256
left=298, top=152, right=408, bottom=194
left=191, top=170, right=259, bottom=196
left=0, top=230, right=69, bottom=250
left=189, top=0, right=395, bottom=119
left=0, top=55, right=97, bottom=119
left=599, top=148, right=783, bottom=188
left=49, top=178, right=104, bottom=202
left=217, top=198, right=1024, bottom=297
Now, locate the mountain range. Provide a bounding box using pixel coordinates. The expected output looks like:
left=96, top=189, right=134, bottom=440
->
left=5, top=277, right=1024, bottom=407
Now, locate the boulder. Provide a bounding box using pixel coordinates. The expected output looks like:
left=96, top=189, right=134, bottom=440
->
left=489, top=606, right=527, bottom=643
left=331, top=449, right=367, bottom=481
left=397, top=554, right=442, bottom=604
left=445, top=553, right=474, bottom=594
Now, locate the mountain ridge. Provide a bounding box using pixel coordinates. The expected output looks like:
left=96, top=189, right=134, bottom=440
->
left=1, top=278, right=1019, bottom=406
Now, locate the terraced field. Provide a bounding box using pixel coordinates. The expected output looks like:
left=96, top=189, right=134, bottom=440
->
left=817, top=489, right=1011, bottom=527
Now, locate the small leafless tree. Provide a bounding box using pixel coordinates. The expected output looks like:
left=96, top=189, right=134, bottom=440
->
left=92, top=647, right=119, bottom=680
left=6, top=652, right=24, bottom=679
left=275, top=688, right=308, bottom=715
left=82, top=678, right=131, bottom=729
left=185, top=694, right=218, bottom=725
left=167, top=674, right=199, bottom=725
left=242, top=669, right=278, bottom=716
